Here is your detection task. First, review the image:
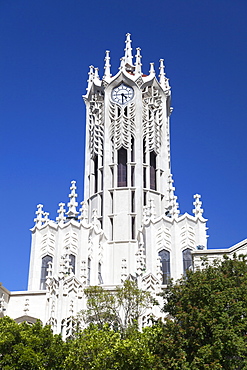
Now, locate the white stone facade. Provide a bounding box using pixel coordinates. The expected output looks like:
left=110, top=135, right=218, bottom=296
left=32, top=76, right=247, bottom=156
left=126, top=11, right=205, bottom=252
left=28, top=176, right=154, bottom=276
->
left=1, top=34, right=213, bottom=337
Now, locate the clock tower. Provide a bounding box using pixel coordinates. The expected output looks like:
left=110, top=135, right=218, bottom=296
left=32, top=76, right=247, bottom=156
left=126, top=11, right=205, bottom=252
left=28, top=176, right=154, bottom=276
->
left=83, top=33, right=207, bottom=285
left=83, top=34, right=176, bottom=283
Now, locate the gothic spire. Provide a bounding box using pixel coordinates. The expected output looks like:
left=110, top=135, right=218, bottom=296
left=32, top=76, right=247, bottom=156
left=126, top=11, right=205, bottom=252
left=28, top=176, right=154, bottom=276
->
left=193, top=194, right=204, bottom=217
left=94, top=67, right=100, bottom=81
left=86, top=65, right=94, bottom=92
left=34, top=204, right=44, bottom=227
left=66, top=181, right=79, bottom=218
left=159, top=59, right=165, bottom=86
left=135, top=47, right=142, bottom=75
left=166, top=174, right=179, bottom=218
left=78, top=201, right=88, bottom=222
left=124, top=33, right=133, bottom=66
left=103, top=50, right=111, bottom=80
left=149, top=62, right=155, bottom=77
left=159, top=59, right=170, bottom=91
left=56, top=202, right=66, bottom=223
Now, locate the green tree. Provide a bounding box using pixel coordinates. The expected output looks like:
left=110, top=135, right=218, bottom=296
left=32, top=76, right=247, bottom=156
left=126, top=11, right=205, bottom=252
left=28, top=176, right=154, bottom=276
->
left=64, top=324, right=158, bottom=370
left=80, top=279, right=158, bottom=332
left=0, top=316, right=67, bottom=369
left=158, top=255, right=247, bottom=369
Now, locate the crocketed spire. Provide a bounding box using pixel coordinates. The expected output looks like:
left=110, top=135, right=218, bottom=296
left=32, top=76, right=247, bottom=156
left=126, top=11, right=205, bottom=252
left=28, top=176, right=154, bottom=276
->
left=124, top=33, right=133, bottom=66
left=193, top=194, right=204, bottom=217
left=135, top=47, right=142, bottom=75
left=103, top=50, right=111, bottom=81
left=66, top=181, right=79, bottom=218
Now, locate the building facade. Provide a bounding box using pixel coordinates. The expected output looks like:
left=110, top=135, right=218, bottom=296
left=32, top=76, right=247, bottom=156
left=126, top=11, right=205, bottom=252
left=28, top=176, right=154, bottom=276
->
left=1, top=34, right=211, bottom=337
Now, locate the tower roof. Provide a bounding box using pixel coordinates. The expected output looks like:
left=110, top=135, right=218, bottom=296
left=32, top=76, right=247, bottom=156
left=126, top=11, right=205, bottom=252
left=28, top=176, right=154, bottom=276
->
left=84, top=33, right=171, bottom=98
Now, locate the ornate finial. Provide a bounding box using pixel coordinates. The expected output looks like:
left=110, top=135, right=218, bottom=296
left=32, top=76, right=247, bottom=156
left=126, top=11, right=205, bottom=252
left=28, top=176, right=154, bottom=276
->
left=63, top=254, right=71, bottom=275
left=0, top=295, right=4, bottom=313
left=156, top=256, right=163, bottom=283
left=86, top=65, right=94, bottom=91
left=94, top=67, right=100, bottom=82
left=166, top=174, right=180, bottom=218
left=92, top=209, right=101, bottom=228
left=121, top=258, right=127, bottom=283
left=103, top=50, right=111, bottom=80
left=78, top=201, right=88, bottom=222
left=43, top=212, right=50, bottom=224
left=66, top=181, right=79, bottom=218
left=119, top=57, right=125, bottom=71
left=149, top=62, right=155, bottom=76
left=56, top=202, right=66, bottom=223
left=135, top=47, right=142, bottom=75
left=142, top=205, right=149, bottom=223
left=159, top=59, right=165, bottom=86
left=124, top=33, right=133, bottom=66
left=193, top=194, right=204, bottom=217
left=23, top=298, right=29, bottom=314
left=149, top=199, right=156, bottom=218
left=80, top=260, right=87, bottom=285
left=34, top=204, right=44, bottom=226
left=159, top=59, right=170, bottom=91
left=69, top=300, right=74, bottom=315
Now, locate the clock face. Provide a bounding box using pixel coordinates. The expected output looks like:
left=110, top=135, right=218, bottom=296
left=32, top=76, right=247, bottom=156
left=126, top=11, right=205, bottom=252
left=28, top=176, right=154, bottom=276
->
left=111, top=84, right=134, bottom=105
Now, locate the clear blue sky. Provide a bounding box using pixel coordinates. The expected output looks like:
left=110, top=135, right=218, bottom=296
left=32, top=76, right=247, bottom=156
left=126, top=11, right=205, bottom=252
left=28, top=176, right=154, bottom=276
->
left=1, top=0, right=247, bottom=291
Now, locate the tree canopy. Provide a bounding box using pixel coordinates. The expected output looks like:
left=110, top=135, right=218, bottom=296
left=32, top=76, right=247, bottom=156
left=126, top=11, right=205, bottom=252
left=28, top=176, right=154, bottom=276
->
left=80, top=279, right=158, bottom=332
left=2, top=255, right=247, bottom=369
left=0, top=316, right=67, bottom=369
left=158, top=254, right=247, bottom=369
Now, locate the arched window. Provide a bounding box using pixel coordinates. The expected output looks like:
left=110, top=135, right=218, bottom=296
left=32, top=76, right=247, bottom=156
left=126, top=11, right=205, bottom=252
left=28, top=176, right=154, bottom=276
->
left=40, top=255, right=53, bottom=290
left=150, top=151, right=157, bottom=190
left=183, top=248, right=192, bottom=273
left=69, top=254, right=76, bottom=274
left=117, top=147, right=127, bottom=187
left=158, top=249, right=170, bottom=285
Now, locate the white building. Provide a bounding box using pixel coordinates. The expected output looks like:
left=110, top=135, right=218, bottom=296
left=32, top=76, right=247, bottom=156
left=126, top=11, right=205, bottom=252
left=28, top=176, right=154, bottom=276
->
left=1, top=34, right=212, bottom=337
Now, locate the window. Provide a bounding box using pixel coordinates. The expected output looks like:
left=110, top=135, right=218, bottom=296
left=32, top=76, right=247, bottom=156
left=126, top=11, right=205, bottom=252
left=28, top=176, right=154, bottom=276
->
left=183, top=248, right=192, bottom=273
left=110, top=217, right=114, bottom=240
left=87, top=258, right=91, bottom=285
left=143, top=191, right=147, bottom=206
left=110, top=167, right=114, bottom=188
left=69, top=254, right=75, bottom=274
left=100, top=168, right=103, bottom=191
left=131, top=216, right=136, bottom=239
left=143, top=138, right=146, bottom=163
left=158, top=249, right=170, bottom=285
left=100, top=194, right=103, bottom=217
left=131, top=191, right=135, bottom=213
left=98, top=262, right=103, bottom=284
left=150, top=151, right=157, bottom=190
left=131, top=136, right=135, bottom=162
left=40, top=255, right=53, bottom=290
left=94, top=156, right=98, bottom=193
left=117, top=148, right=127, bottom=187
left=143, top=167, right=147, bottom=188
left=110, top=192, right=113, bottom=213
left=131, top=166, right=135, bottom=187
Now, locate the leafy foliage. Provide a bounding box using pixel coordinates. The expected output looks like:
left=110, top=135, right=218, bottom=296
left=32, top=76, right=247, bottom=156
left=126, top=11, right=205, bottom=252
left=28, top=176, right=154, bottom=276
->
left=80, top=279, right=158, bottom=332
left=0, top=316, right=67, bottom=369
left=159, top=254, right=247, bottom=369
left=3, top=256, right=247, bottom=369
left=65, top=324, right=158, bottom=370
